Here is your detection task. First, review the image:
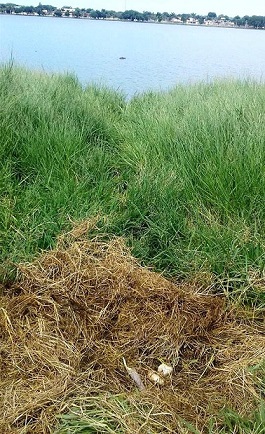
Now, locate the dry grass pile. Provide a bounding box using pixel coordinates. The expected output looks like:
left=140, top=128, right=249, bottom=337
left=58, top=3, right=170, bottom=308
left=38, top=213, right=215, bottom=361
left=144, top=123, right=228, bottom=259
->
left=0, top=224, right=264, bottom=433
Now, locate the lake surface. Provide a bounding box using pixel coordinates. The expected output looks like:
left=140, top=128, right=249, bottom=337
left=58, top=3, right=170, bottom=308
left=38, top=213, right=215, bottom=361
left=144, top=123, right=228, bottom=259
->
left=1, top=14, right=265, bottom=96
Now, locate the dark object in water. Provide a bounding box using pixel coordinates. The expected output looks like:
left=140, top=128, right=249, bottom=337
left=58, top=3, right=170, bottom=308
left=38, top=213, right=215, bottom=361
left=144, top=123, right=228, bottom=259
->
left=119, top=56, right=126, bottom=60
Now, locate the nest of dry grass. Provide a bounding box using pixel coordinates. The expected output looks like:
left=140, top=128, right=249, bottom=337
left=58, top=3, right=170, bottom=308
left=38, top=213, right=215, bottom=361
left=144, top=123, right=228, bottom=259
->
left=0, top=223, right=264, bottom=433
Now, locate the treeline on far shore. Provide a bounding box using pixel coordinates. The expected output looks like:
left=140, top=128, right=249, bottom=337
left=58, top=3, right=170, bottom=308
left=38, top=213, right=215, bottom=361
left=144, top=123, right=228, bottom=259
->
left=0, top=3, right=265, bottom=29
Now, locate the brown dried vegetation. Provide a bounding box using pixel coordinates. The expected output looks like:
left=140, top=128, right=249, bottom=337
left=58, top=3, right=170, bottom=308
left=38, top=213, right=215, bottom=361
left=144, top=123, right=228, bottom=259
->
left=0, top=224, right=264, bottom=433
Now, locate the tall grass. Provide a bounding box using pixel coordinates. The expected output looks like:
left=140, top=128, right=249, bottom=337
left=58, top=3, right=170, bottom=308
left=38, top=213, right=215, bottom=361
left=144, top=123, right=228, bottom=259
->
left=0, top=64, right=124, bottom=272
left=117, top=82, right=265, bottom=281
left=1, top=64, right=265, bottom=297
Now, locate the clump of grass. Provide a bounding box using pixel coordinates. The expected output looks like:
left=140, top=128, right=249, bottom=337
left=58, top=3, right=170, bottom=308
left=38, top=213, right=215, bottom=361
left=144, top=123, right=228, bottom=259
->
left=217, top=403, right=265, bottom=434
left=55, top=394, right=191, bottom=434
left=117, top=80, right=265, bottom=281
left=0, top=64, right=125, bottom=279
left=55, top=394, right=148, bottom=434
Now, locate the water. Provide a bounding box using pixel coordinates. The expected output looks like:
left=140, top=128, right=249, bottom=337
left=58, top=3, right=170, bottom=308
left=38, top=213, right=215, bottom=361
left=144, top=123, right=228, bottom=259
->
left=1, top=14, right=265, bottom=96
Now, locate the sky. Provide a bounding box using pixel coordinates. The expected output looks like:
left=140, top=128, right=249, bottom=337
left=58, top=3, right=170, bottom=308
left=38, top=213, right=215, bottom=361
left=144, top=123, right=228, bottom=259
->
left=15, top=0, right=265, bottom=17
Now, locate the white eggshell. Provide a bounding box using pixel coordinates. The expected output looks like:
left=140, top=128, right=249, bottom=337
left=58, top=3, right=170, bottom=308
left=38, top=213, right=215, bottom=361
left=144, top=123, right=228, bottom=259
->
left=148, top=371, right=164, bottom=385
left=157, top=363, right=173, bottom=377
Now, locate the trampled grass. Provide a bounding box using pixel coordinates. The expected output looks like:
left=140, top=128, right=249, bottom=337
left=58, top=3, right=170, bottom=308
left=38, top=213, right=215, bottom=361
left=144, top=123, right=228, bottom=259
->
left=0, top=64, right=265, bottom=433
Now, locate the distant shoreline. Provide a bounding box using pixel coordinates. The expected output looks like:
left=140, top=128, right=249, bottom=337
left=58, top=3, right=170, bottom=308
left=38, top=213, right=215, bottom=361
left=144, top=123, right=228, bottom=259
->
left=1, top=12, right=264, bottom=31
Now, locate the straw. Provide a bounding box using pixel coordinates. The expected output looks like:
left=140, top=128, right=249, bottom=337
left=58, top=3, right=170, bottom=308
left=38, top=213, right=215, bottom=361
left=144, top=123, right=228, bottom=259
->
left=0, top=224, right=264, bottom=433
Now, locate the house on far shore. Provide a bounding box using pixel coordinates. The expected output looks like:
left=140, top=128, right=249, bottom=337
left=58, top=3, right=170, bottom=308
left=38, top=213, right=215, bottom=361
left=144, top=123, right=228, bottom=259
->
left=204, top=17, right=235, bottom=27
left=61, top=6, right=75, bottom=16
left=187, top=17, right=199, bottom=24
left=171, top=17, right=182, bottom=23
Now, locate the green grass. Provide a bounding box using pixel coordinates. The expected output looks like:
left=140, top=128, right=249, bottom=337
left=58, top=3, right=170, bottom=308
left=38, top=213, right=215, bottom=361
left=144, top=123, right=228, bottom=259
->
left=55, top=395, right=146, bottom=434
left=1, top=63, right=265, bottom=297
left=216, top=403, right=265, bottom=434
left=55, top=397, right=265, bottom=434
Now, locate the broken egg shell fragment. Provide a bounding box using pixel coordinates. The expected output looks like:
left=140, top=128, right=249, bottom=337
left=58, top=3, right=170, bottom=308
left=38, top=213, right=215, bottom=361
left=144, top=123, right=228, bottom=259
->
left=157, top=363, right=173, bottom=377
left=148, top=371, right=165, bottom=385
